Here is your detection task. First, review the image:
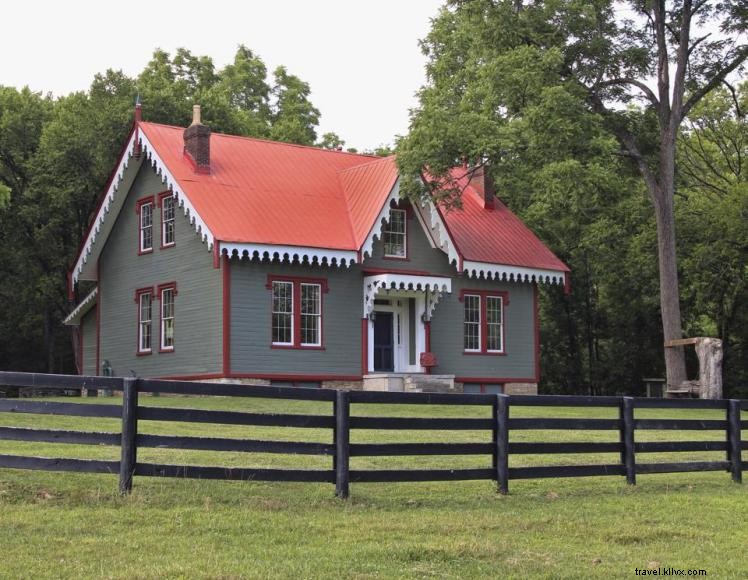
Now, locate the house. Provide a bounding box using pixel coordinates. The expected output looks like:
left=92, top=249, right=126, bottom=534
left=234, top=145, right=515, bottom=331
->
left=63, top=104, right=569, bottom=394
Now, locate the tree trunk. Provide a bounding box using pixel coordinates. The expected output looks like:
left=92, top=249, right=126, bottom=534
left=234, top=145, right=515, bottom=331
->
left=652, top=135, right=688, bottom=391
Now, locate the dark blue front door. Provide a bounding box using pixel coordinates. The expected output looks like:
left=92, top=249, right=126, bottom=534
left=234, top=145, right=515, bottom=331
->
left=373, top=312, right=394, bottom=372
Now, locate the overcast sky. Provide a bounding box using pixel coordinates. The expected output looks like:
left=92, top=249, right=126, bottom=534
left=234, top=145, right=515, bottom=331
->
left=1, top=0, right=445, bottom=150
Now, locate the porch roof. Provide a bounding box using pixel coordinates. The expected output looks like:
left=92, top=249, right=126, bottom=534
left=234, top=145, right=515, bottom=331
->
left=363, top=273, right=452, bottom=318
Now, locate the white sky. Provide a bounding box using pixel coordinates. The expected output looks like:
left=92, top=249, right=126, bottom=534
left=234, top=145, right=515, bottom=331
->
left=1, top=0, right=445, bottom=151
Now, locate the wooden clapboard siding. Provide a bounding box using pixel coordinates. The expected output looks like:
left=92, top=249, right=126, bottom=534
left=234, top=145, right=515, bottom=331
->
left=99, top=164, right=221, bottom=378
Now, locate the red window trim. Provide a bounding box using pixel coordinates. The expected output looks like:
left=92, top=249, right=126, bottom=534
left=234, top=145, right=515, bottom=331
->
left=157, top=282, right=177, bottom=353
left=134, top=286, right=155, bottom=355
left=266, top=275, right=328, bottom=349
left=382, top=205, right=410, bottom=261
left=135, top=195, right=155, bottom=255
left=459, top=289, right=509, bottom=355
left=157, top=191, right=176, bottom=249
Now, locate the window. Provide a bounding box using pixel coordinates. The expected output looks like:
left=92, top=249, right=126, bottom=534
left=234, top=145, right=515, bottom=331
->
left=161, top=194, right=176, bottom=247
left=136, top=289, right=153, bottom=354
left=486, top=296, right=503, bottom=352
left=160, top=284, right=176, bottom=351
left=272, top=281, right=293, bottom=345
left=268, top=276, right=327, bottom=348
left=383, top=208, right=407, bottom=258
left=463, top=295, right=481, bottom=351
left=300, top=283, right=321, bottom=346
left=137, top=198, right=154, bottom=253
left=461, top=290, right=508, bottom=354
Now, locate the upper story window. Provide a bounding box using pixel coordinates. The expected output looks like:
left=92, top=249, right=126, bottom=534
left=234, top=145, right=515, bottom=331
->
left=161, top=194, right=176, bottom=248
left=383, top=208, right=407, bottom=258
left=136, top=288, right=153, bottom=354
left=159, top=283, right=176, bottom=351
left=268, top=276, right=327, bottom=348
left=137, top=197, right=154, bottom=254
left=461, top=290, right=508, bottom=354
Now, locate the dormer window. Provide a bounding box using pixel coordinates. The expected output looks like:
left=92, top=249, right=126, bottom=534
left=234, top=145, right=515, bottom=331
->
left=383, top=208, right=407, bottom=258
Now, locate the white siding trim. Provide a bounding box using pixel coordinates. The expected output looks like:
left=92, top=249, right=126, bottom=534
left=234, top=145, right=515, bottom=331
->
left=63, top=288, right=99, bottom=326
left=415, top=198, right=461, bottom=268
left=71, top=131, right=138, bottom=285
left=137, top=131, right=215, bottom=251
left=363, top=274, right=452, bottom=317
left=462, top=260, right=566, bottom=285
left=223, top=243, right=358, bottom=267
left=359, top=179, right=401, bottom=259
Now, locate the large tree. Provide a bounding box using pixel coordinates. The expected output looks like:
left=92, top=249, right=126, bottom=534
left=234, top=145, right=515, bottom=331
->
left=398, top=0, right=747, bottom=390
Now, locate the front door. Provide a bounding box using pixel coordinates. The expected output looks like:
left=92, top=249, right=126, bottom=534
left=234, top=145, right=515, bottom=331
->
left=373, top=312, right=394, bottom=372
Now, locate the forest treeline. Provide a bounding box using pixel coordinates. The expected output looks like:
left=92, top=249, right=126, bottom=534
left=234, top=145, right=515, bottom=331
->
left=0, top=43, right=745, bottom=395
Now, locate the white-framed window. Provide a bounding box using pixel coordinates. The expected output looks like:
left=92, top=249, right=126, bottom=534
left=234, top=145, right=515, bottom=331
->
left=138, top=291, right=152, bottom=353
left=383, top=208, right=407, bottom=258
left=139, top=201, right=153, bottom=252
left=462, top=291, right=506, bottom=354
left=463, top=294, right=481, bottom=352
left=162, top=195, right=175, bottom=247
left=160, top=287, right=175, bottom=351
left=486, top=296, right=503, bottom=352
left=272, top=281, right=293, bottom=345
left=300, top=283, right=321, bottom=346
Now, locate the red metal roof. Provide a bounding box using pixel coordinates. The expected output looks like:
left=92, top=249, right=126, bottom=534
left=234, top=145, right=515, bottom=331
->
left=140, top=122, right=398, bottom=250
left=438, top=170, right=570, bottom=272
left=138, top=122, right=567, bottom=273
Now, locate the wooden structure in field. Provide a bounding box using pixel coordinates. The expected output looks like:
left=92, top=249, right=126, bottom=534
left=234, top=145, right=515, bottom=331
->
left=665, top=337, right=723, bottom=399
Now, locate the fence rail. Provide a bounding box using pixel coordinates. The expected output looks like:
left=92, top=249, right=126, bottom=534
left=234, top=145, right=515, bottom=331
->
left=0, top=372, right=744, bottom=497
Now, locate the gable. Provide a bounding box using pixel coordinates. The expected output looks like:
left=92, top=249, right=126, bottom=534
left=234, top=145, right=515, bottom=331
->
left=70, top=116, right=568, bottom=296
left=362, top=200, right=454, bottom=276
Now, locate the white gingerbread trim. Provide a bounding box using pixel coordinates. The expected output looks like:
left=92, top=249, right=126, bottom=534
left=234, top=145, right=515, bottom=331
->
left=63, top=287, right=98, bottom=326
left=362, top=274, right=452, bottom=317
left=222, top=242, right=357, bottom=267
left=359, top=179, right=401, bottom=258
left=138, top=130, right=215, bottom=250
left=71, top=131, right=139, bottom=285
left=462, top=260, right=566, bottom=285
left=415, top=198, right=461, bottom=268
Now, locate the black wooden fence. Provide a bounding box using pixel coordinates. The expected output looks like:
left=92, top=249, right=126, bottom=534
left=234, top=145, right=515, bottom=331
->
left=0, top=372, right=745, bottom=498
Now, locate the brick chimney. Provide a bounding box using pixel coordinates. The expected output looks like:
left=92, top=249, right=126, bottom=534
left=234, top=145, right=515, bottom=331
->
left=469, top=164, right=495, bottom=209
left=184, top=105, right=211, bottom=174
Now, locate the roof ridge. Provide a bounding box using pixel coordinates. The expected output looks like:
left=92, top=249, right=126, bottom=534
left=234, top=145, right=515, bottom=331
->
left=337, top=154, right=396, bottom=176
left=139, top=121, right=380, bottom=160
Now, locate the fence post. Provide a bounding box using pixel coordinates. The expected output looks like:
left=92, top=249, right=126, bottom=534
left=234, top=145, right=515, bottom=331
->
left=119, top=377, right=139, bottom=494
left=334, top=390, right=350, bottom=499
left=727, top=399, right=742, bottom=484
left=621, top=396, right=636, bottom=485
left=495, top=394, right=510, bottom=495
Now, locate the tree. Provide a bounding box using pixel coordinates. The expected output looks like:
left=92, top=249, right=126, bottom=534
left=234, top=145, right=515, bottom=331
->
left=269, top=66, right=320, bottom=145
left=676, top=84, right=748, bottom=395
left=318, top=132, right=346, bottom=150
left=398, top=0, right=748, bottom=390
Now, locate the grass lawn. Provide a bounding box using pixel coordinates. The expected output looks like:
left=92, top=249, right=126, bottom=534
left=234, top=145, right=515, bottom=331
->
left=0, top=394, right=746, bottom=579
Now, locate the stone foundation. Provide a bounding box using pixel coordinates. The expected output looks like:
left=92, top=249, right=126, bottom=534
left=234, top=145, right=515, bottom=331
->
left=503, top=382, right=538, bottom=395
left=363, top=374, right=456, bottom=393
left=321, top=380, right=364, bottom=391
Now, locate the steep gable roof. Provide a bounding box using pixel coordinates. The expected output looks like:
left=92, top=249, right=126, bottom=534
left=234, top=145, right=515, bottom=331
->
left=440, top=170, right=570, bottom=275
left=71, top=118, right=568, bottom=290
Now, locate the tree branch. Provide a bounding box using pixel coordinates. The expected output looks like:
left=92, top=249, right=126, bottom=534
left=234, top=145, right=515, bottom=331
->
left=682, top=45, right=748, bottom=118
left=587, top=92, right=659, bottom=198
left=722, top=79, right=744, bottom=119
left=596, top=78, right=659, bottom=107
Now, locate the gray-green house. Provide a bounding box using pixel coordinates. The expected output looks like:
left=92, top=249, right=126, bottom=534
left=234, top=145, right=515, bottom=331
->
left=64, top=106, right=569, bottom=394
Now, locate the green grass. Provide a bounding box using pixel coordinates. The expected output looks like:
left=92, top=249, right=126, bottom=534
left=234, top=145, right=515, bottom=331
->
left=0, top=395, right=746, bottom=579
